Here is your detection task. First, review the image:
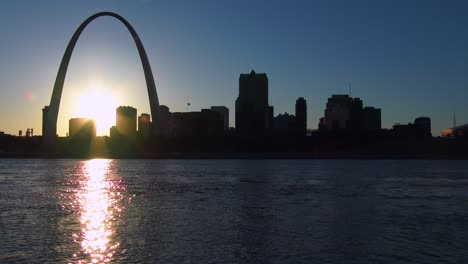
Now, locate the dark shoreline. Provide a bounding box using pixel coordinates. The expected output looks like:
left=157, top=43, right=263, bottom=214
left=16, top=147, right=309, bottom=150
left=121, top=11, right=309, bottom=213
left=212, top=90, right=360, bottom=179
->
left=2, top=135, right=467, bottom=160
left=1, top=152, right=467, bottom=160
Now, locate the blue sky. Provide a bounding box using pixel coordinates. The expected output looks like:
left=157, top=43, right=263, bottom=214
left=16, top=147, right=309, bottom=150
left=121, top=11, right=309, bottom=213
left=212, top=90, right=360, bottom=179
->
left=0, top=0, right=467, bottom=135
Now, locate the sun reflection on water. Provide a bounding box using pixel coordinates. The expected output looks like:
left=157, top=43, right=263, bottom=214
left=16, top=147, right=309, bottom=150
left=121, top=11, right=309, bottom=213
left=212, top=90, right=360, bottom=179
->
left=73, top=159, right=123, bottom=263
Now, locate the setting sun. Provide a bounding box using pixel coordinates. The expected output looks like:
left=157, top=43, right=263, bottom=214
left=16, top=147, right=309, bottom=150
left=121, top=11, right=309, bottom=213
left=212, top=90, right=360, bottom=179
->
left=74, top=89, right=118, bottom=135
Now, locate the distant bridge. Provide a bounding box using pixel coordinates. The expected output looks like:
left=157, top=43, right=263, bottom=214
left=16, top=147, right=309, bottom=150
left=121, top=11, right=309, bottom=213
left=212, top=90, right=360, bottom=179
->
left=43, top=12, right=161, bottom=148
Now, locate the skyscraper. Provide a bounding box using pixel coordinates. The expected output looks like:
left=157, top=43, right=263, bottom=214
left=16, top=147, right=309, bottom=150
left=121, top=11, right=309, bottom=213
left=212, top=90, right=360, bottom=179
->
left=116, top=106, right=137, bottom=138
left=324, top=95, right=353, bottom=130
left=158, top=105, right=173, bottom=137
left=323, top=95, right=382, bottom=132
left=324, top=95, right=364, bottom=131
left=414, top=116, right=431, bottom=137
left=362, top=107, right=381, bottom=130
left=42, top=106, right=56, bottom=146
left=138, top=113, right=151, bottom=139
left=210, top=106, right=229, bottom=130
left=295, top=97, right=307, bottom=135
left=235, top=70, right=270, bottom=135
left=69, top=118, right=96, bottom=142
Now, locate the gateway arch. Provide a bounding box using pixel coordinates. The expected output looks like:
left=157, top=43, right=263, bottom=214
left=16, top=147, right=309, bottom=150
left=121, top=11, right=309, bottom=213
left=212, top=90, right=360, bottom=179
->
left=43, top=12, right=161, bottom=148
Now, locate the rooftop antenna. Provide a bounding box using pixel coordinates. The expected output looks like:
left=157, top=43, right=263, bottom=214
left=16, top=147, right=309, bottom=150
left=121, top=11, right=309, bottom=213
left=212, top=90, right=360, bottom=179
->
left=348, top=82, right=352, bottom=97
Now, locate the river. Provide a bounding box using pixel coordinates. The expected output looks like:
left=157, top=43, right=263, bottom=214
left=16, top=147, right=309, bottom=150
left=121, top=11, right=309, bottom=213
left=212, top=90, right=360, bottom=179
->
left=1, top=159, right=467, bottom=263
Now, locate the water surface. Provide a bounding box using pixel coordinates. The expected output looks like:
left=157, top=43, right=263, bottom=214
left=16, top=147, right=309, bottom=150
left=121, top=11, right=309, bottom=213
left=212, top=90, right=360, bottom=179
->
left=1, top=159, right=467, bottom=263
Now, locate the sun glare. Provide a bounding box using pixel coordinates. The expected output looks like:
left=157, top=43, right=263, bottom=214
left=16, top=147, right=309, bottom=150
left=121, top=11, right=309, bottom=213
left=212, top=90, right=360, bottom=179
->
left=72, top=159, right=123, bottom=263
left=74, top=89, right=117, bottom=136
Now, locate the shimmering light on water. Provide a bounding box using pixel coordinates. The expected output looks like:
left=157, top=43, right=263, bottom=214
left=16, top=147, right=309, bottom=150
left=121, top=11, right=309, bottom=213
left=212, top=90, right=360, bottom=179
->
left=1, top=160, right=468, bottom=263
left=74, top=159, right=121, bottom=263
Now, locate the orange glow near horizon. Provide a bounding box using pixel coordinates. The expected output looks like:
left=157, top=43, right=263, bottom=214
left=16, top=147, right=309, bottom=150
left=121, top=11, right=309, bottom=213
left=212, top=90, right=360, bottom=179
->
left=74, top=89, right=118, bottom=136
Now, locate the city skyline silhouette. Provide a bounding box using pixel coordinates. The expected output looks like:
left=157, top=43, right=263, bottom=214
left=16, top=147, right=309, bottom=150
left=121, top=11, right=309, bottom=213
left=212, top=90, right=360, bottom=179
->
left=1, top=1, right=468, bottom=137
left=2, top=3, right=468, bottom=263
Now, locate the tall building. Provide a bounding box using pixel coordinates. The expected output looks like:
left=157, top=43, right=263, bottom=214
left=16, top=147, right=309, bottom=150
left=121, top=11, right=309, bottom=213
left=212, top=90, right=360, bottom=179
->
left=295, top=97, right=307, bottom=135
left=362, top=107, right=381, bottom=130
left=210, top=106, right=229, bottom=130
left=138, top=113, right=151, bottom=139
left=116, top=106, right=137, bottom=138
left=42, top=106, right=55, bottom=139
left=318, top=117, right=326, bottom=131
left=324, top=95, right=353, bottom=130
left=235, top=70, right=270, bottom=135
left=158, top=105, right=173, bottom=137
left=349, top=97, right=363, bottom=130
left=323, top=95, right=378, bottom=132
left=414, top=117, right=431, bottom=137
left=69, top=118, right=96, bottom=142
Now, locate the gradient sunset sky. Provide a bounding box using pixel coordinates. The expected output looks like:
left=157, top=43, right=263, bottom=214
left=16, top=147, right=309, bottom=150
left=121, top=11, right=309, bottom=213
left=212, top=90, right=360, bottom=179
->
left=0, top=0, right=467, bottom=136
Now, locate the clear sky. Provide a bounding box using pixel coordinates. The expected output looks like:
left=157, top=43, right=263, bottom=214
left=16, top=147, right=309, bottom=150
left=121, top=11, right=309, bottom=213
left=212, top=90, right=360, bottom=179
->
left=0, top=0, right=467, bottom=136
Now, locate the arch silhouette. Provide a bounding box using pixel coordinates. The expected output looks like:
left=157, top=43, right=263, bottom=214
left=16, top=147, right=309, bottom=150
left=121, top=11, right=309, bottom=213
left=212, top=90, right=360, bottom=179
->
left=43, top=12, right=161, bottom=146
